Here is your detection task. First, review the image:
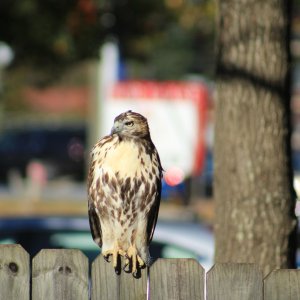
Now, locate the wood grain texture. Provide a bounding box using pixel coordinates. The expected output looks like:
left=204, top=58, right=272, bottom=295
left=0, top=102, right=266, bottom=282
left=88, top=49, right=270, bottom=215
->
left=91, top=254, right=147, bottom=300
left=32, top=249, right=88, bottom=300
left=206, top=263, right=263, bottom=300
left=0, top=244, right=29, bottom=300
left=149, top=258, right=204, bottom=300
left=4, top=245, right=300, bottom=299
left=264, top=269, right=300, bottom=300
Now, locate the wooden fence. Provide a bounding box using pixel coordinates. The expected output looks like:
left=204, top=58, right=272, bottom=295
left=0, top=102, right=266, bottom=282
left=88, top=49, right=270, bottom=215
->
left=1, top=244, right=300, bottom=300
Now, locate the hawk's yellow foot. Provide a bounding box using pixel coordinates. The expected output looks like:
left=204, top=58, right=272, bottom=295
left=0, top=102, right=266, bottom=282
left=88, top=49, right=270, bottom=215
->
left=102, top=247, right=126, bottom=269
left=126, top=245, right=145, bottom=274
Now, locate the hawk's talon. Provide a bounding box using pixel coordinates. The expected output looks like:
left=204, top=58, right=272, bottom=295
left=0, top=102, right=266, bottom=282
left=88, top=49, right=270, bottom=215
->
left=126, top=245, right=145, bottom=274
left=103, top=254, right=111, bottom=262
left=102, top=248, right=126, bottom=269
left=133, top=270, right=138, bottom=278
left=137, top=256, right=145, bottom=267
left=123, top=262, right=131, bottom=273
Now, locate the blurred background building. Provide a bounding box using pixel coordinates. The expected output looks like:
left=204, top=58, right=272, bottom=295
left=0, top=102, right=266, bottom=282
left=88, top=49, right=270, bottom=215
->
left=0, top=0, right=216, bottom=207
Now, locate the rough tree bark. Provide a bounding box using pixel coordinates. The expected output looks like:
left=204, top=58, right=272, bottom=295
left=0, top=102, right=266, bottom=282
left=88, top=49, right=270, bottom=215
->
left=214, top=0, right=297, bottom=275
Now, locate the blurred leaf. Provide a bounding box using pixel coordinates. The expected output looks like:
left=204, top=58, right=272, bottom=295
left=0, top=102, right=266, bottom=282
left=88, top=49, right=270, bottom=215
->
left=0, top=0, right=216, bottom=83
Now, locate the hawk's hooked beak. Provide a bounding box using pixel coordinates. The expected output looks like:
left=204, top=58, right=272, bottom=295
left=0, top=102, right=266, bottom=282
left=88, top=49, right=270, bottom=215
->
left=111, top=122, right=123, bottom=134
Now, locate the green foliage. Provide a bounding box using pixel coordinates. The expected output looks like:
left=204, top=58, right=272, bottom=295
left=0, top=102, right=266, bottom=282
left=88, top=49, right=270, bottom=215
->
left=0, top=0, right=102, bottom=66
left=0, top=0, right=216, bottom=81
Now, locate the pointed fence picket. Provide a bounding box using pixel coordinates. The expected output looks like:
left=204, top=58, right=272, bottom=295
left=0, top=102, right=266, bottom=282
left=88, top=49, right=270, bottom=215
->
left=0, top=244, right=29, bottom=300
left=1, top=244, right=300, bottom=300
left=32, top=249, right=88, bottom=300
left=149, top=258, right=205, bottom=300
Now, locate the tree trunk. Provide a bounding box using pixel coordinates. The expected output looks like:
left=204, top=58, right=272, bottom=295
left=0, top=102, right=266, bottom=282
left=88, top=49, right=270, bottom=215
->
left=214, top=0, right=297, bottom=276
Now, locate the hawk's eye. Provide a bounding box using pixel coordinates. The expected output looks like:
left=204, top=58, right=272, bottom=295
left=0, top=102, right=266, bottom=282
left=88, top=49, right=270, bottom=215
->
left=125, top=121, right=134, bottom=127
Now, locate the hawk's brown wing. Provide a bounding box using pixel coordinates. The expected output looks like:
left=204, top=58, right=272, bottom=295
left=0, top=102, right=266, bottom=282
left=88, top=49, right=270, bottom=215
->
left=87, top=149, right=103, bottom=247
left=146, top=145, right=163, bottom=245
left=88, top=200, right=103, bottom=247
left=146, top=175, right=162, bottom=245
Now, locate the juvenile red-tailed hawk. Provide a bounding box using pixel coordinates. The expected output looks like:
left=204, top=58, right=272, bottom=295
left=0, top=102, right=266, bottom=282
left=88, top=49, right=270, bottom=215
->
left=87, top=110, right=162, bottom=275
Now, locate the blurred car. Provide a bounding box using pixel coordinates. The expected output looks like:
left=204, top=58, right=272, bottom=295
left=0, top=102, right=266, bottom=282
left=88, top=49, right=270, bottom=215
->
left=154, top=220, right=214, bottom=270
left=0, top=217, right=214, bottom=270
left=0, top=125, right=86, bottom=182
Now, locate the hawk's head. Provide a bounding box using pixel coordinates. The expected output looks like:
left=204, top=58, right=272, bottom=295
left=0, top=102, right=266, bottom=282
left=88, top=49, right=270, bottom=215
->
left=111, top=110, right=150, bottom=138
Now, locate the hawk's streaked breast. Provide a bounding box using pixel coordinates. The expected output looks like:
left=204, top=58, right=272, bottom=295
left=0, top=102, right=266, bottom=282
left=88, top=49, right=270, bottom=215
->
left=93, top=137, right=155, bottom=179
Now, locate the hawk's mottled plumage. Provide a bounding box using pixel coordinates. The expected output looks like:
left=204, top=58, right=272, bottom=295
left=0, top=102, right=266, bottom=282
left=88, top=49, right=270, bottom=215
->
left=87, top=110, right=162, bottom=274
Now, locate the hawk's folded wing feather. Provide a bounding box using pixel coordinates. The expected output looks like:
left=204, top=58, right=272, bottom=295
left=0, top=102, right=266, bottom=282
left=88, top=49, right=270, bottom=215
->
left=146, top=175, right=161, bottom=245
left=88, top=200, right=102, bottom=247
left=87, top=144, right=105, bottom=248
